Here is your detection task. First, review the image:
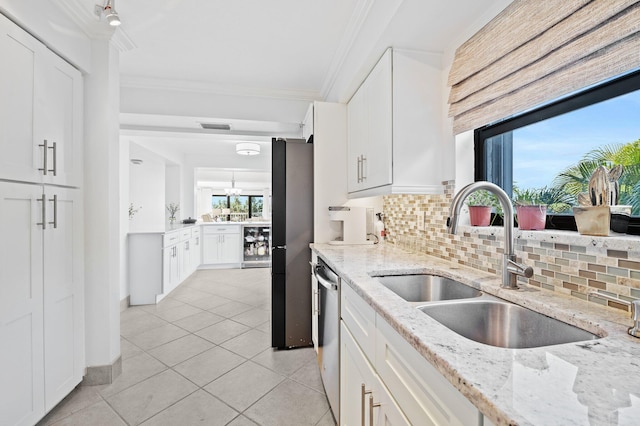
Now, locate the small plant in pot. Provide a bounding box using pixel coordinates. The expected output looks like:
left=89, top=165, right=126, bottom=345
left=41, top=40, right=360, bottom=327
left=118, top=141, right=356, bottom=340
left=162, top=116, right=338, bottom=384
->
left=466, top=190, right=499, bottom=226
left=513, top=187, right=547, bottom=230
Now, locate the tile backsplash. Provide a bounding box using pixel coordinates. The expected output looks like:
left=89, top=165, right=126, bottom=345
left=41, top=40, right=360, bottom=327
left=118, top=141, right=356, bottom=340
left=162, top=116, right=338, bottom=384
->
left=383, top=181, right=640, bottom=311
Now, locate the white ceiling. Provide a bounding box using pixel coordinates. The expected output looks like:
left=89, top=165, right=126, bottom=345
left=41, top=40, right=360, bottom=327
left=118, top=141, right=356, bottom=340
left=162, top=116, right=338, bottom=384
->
left=106, top=0, right=512, bottom=183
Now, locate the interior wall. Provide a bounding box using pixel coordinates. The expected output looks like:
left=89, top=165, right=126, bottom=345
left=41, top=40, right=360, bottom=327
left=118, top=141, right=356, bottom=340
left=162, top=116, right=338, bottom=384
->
left=165, top=165, right=182, bottom=222
left=129, top=143, right=167, bottom=232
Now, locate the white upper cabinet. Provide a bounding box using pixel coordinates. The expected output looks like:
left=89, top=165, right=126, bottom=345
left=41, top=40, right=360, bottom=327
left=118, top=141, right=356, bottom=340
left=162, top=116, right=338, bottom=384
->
left=302, top=103, right=314, bottom=142
left=0, top=14, right=82, bottom=187
left=347, top=48, right=444, bottom=197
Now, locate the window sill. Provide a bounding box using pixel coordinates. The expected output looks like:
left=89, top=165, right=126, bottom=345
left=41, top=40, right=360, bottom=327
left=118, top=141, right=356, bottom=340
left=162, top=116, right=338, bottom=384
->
left=459, top=225, right=640, bottom=251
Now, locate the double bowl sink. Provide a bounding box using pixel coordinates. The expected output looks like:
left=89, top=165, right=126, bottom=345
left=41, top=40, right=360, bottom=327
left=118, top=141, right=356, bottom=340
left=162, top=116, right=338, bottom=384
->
left=374, top=274, right=598, bottom=349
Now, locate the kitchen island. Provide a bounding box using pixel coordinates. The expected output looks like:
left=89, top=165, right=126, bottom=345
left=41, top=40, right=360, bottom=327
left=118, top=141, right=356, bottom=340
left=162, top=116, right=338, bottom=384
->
left=311, top=242, right=640, bottom=425
left=128, top=221, right=270, bottom=305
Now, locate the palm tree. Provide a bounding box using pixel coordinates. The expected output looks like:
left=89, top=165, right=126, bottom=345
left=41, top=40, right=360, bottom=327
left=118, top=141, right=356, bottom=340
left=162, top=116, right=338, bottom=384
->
left=552, top=140, right=640, bottom=214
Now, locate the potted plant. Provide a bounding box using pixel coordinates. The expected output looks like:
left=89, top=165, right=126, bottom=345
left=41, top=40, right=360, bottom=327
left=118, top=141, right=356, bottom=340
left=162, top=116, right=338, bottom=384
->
left=166, top=202, right=180, bottom=224
left=466, top=190, right=498, bottom=226
left=513, top=187, right=547, bottom=230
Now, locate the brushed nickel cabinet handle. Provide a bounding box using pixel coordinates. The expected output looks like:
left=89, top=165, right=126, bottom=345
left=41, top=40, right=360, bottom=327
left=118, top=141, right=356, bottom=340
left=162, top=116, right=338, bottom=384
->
left=48, top=194, right=58, bottom=228
left=49, top=142, right=57, bottom=176
left=39, top=140, right=49, bottom=175
left=37, top=194, right=46, bottom=229
left=361, top=155, right=367, bottom=181
left=361, top=384, right=372, bottom=426
left=369, top=394, right=380, bottom=426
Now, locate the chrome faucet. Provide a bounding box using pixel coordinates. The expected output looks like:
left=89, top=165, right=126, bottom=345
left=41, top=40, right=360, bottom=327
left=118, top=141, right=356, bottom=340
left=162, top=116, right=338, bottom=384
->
left=447, top=181, right=533, bottom=289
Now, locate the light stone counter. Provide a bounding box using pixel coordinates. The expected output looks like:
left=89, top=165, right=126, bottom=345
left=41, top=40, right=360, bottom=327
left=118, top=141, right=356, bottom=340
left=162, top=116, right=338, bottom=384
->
left=311, top=243, right=640, bottom=426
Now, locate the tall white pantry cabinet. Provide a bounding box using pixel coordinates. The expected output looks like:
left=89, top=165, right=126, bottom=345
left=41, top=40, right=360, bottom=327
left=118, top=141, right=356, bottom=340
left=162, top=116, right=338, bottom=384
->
left=0, top=13, right=85, bottom=426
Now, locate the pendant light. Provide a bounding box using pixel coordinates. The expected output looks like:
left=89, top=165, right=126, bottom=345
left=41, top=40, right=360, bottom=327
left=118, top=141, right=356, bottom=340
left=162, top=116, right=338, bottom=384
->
left=224, top=172, right=242, bottom=195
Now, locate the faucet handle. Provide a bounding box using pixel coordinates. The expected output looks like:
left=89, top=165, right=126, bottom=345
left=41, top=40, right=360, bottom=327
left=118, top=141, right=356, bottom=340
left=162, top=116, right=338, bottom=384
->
left=629, top=300, right=640, bottom=338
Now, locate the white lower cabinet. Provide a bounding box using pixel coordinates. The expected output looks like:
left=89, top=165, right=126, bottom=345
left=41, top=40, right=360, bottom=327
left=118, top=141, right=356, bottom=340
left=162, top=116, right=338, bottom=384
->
left=202, top=225, right=241, bottom=265
left=340, top=280, right=483, bottom=426
left=341, top=322, right=410, bottom=426
left=129, top=227, right=198, bottom=304
left=376, top=317, right=481, bottom=426
left=0, top=182, right=84, bottom=425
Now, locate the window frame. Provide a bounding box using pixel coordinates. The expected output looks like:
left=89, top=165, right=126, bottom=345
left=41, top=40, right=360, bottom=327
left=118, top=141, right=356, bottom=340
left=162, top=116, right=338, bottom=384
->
left=474, top=68, right=640, bottom=235
left=211, top=194, right=264, bottom=220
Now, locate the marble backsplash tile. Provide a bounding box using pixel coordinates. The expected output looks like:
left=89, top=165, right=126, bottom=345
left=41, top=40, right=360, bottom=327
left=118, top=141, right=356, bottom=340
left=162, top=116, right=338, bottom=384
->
left=383, top=180, right=640, bottom=311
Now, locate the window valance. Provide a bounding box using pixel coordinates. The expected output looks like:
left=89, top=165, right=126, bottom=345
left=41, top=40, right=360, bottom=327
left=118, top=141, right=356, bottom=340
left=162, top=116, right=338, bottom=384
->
left=448, top=0, right=640, bottom=134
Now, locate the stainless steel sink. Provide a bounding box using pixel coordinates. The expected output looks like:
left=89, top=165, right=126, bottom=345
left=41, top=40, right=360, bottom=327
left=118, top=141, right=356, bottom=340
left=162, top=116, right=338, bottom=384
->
left=376, top=274, right=482, bottom=302
left=419, top=300, right=599, bottom=349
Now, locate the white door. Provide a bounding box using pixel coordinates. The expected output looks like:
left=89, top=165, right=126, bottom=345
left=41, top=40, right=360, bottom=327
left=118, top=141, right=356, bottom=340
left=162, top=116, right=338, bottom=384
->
left=0, top=182, right=45, bottom=426
left=43, top=187, right=83, bottom=411
left=191, top=236, right=201, bottom=271
left=0, top=15, right=43, bottom=184
left=364, top=49, right=393, bottom=190
left=181, top=240, right=191, bottom=280
left=347, top=86, right=366, bottom=192
left=341, top=323, right=409, bottom=426
left=219, top=233, right=240, bottom=264
left=37, top=51, right=83, bottom=187
left=202, top=234, right=220, bottom=264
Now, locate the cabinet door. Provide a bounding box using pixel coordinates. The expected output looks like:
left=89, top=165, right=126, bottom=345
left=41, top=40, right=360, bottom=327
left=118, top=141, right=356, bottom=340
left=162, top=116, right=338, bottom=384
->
left=347, top=86, right=366, bottom=193
left=219, top=233, right=240, bottom=264
left=181, top=240, right=191, bottom=280
left=347, top=49, right=393, bottom=194
left=363, top=49, right=393, bottom=190
left=202, top=234, right=220, bottom=264
left=37, top=51, right=83, bottom=187
left=0, top=15, right=43, bottom=184
left=0, top=182, right=45, bottom=425
left=341, top=322, right=409, bottom=426
left=43, top=187, right=84, bottom=411
left=190, top=236, right=201, bottom=272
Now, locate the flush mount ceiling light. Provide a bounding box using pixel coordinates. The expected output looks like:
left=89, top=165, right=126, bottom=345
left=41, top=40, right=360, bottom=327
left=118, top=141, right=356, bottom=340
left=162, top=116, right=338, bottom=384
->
left=224, top=172, right=242, bottom=195
left=236, top=142, right=260, bottom=156
left=95, top=0, right=121, bottom=26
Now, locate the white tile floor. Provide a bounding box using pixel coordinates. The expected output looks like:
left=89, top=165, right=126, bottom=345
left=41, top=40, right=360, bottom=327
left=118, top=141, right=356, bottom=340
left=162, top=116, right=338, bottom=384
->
left=38, top=268, right=335, bottom=426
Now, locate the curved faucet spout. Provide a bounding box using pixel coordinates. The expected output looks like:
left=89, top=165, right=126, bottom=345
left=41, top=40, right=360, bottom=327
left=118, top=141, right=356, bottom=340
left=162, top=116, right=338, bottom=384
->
left=447, top=181, right=529, bottom=289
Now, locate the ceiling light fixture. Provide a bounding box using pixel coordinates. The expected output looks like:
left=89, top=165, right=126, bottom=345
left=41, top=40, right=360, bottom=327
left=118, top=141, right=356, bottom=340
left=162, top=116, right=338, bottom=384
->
left=95, top=0, right=121, bottom=26
left=224, top=172, right=242, bottom=196
left=236, top=142, right=260, bottom=156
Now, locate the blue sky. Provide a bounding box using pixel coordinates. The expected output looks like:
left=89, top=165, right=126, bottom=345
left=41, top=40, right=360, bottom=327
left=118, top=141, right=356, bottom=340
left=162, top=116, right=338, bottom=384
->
left=512, top=90, right=640, bottom=189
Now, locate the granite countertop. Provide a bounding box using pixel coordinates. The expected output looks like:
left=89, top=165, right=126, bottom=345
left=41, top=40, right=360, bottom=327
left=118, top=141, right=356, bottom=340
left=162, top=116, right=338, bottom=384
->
left=311, top=243, right=640, bottom=426
left=128, top=221, right=272, bottom=235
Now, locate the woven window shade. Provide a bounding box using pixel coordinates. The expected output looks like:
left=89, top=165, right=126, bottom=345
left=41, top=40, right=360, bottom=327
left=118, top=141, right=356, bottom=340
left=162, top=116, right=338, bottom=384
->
left=448, top=0, right=640, bottom=135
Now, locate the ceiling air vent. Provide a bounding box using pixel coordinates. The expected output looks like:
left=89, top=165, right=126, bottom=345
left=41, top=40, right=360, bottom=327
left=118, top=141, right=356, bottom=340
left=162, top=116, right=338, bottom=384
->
left=200, top=123, right=231, bottom=131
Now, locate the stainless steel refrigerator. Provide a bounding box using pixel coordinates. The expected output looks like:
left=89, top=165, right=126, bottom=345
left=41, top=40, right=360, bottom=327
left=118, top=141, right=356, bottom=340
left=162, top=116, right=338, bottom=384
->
left=271, top=138, right=314, bottom=349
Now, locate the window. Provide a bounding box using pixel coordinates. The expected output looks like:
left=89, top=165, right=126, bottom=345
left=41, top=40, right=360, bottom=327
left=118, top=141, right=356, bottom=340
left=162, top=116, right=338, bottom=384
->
left=211, top=195, right=264, bottom=220
left=475, top=69, right=640, bottom=234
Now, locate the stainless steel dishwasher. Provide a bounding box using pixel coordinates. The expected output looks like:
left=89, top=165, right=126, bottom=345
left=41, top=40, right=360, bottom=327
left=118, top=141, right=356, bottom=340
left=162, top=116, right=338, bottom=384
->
left=313, top=258, right=340, bottom=423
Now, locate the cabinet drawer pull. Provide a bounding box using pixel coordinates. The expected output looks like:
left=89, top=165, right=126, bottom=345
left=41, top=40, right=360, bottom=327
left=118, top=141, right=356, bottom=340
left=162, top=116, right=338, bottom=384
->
left=37, top=194, right=46, bottom=229
left=50, top=142, right=57, bottom=176
left=39, top=140, right=49, bottom=175
left=357, top=156, right=362, bottom=183
left=48, top=194, right=58, bottom=228
left=361, top=384, right=372, bottom=426
left=369, top=395, right=380, bottom=426
left=361, top=155, right=367, bottom=181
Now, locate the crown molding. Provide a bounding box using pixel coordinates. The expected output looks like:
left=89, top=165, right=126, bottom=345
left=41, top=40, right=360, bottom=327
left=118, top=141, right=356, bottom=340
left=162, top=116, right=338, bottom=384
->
left=319, top=0, right=376, bottom=100
left=120, top=75, right=321, bottom=102
left=54, top=0, right=136, bottom=51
